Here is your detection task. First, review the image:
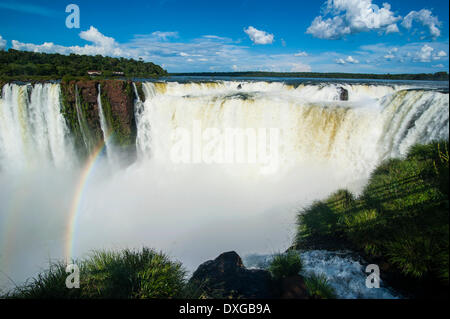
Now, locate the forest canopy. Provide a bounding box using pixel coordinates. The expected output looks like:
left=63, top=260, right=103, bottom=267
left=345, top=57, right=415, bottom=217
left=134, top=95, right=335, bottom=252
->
left=0, top=49, right=167, bottom=79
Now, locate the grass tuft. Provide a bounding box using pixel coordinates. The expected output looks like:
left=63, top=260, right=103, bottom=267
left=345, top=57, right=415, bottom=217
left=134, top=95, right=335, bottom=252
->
left=268, top=251, right=303, bottom=281
left=5, top=247, right=186, bottom=299
left=304, top=273, right=336, bottom=299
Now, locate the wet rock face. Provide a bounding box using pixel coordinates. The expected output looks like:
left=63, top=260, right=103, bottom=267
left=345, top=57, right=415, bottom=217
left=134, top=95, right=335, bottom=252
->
left=188, top=251, right=274, bottom=299
left=60, top=80, right=137, bottom=158
left=339, top=87, right=349, bottom=101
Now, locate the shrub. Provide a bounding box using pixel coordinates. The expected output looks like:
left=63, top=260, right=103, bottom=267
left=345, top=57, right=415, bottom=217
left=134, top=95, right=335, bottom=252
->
left=304, top=273, right=336, bottom=299
left=268, top=251, right=303, bottom=281
left=5, top=247, right=186, bottom=299
left=4, top=261, right=83, bottom=299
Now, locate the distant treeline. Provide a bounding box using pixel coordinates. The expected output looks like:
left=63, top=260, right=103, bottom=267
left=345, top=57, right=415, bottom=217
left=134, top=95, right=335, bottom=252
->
left=171, top=71, right=449, bottom=81
left=0, top=49, right=167, bottom=80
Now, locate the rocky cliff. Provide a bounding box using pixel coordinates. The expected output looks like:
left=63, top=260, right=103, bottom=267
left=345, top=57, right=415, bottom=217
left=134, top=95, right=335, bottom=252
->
left=60, top=80, right=140, bottom=160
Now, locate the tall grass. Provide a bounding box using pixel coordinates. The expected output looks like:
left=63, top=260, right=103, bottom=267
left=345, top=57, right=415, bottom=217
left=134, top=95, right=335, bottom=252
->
left=268, top=251, right=303, bottom=281
left=5, top=247, right=186, bottom=299
left=304, top=273, right=336, bottom=299
left=296, top=140, right=449, bottom=286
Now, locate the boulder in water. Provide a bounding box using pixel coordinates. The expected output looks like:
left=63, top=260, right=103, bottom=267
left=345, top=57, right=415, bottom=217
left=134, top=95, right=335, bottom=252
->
left=338, top=87, right=349, bottom=101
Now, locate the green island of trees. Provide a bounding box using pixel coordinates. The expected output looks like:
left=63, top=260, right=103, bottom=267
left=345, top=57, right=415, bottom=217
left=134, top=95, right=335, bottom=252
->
left=0, top=49, right=167, bottom=82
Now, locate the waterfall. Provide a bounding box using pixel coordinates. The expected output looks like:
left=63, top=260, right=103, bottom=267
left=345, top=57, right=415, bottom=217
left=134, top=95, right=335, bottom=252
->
left=0, top=79, right=448, bottom=292
left=74, top=85, right=93, bottom=154
left=134, top=82, right=155, bottom=158
left=97, top=84, right=116, bottom=165
left=0, top=83, right=75, bottom=171
left=135, top=81, right=448, bottom=181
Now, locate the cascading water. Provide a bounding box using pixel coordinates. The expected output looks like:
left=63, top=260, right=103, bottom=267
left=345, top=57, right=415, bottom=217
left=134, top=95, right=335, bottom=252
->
left=0, top=79, right=448, bottom=296
left=74, top=84, right=97, bottom=156
left=136, top=81, right=449, bottom=189
left=0, top=83, right=75, bottom=171
left=97, top=84, right=116, bottom=166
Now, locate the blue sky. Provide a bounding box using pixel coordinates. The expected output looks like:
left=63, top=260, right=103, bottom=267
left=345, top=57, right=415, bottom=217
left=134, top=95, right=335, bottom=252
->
left=0, top=0, right=448, bottom=73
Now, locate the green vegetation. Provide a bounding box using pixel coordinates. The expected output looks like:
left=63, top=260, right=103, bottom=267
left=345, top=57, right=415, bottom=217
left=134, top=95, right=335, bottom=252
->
left=268, top=251, right=303, bottom=281
left=0, top=49, right=167, bottom=81
left=172, top=71, right=449, bottom=81
left=304, top=273, right=336, bottom=299
left=296, top=140, right=449, bottom=289
left=5, top=248, right=186, bottom=299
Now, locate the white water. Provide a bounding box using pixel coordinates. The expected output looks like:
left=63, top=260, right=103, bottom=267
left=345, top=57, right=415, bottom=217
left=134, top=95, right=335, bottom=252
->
left=97, top=84, right=117, bottom=166
left=0, top=81, right=448, bottom=296
left=0, top=83, right=75, bottom=171
left=244, top=250, right=399, bottom=299
left=136, top=82, right=448, bottom=188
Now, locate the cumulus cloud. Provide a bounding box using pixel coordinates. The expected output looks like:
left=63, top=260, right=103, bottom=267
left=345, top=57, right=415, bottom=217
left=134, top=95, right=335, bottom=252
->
left=334, top=56, right=360, bottom=64
left=346, top=56, right=359, bottom=63
left=244, top=26, right=274, bottom=44
left=402, top=9, right=441, bottom=38
left=79, top=26, right=117, bottom=48
left=0, top=35, right=6, bottom=50
left=306, top=0, right=400, bottom=39
left=8, top=25, right=312, bottom=72
left=411, top=45, right=447, bottom=63
left=294, top=51, right=308, bottom=57
left=416, top=44, right=434, bottom=62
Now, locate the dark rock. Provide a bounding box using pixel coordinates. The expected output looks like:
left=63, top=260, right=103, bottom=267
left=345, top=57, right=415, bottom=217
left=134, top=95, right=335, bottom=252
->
left=280, top=275, right=309, bottom=299
left=338, top=87, right=349, bottom=101
left=237, top=84, right=242, bottom=90
left=188, top=251, right=274, bottom=299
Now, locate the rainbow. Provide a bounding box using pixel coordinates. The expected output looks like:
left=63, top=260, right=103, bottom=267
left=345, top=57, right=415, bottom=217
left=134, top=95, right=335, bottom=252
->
left=64, top=140, right=108, bottom=262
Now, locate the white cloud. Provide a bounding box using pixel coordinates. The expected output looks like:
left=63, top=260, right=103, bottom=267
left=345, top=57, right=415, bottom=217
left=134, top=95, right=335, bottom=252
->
left=432, top=64, right=444, bottom=68
left=151, top=31, right=179, bottom=40
left=383, top=47, right=398, bottom=60
left=402, top=9, right=441, bottom=38
left=346, top=56, right=359, bottom=63
left=0, top=35, right=6, bottom=50
left=334, top=56, right=360, bottom=64
left=437, top=50, right=447, bottom=57
left=416, top=44, right=434, bottom=62
left=306, top=0, right=400, bottom=39
left=80, top=26, right=116, bottom=48
left=294, top=51, right=308, bottom=57
left=244, top=26, right=274, bottom=44
left=385, top=23, right=399, bottom=34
